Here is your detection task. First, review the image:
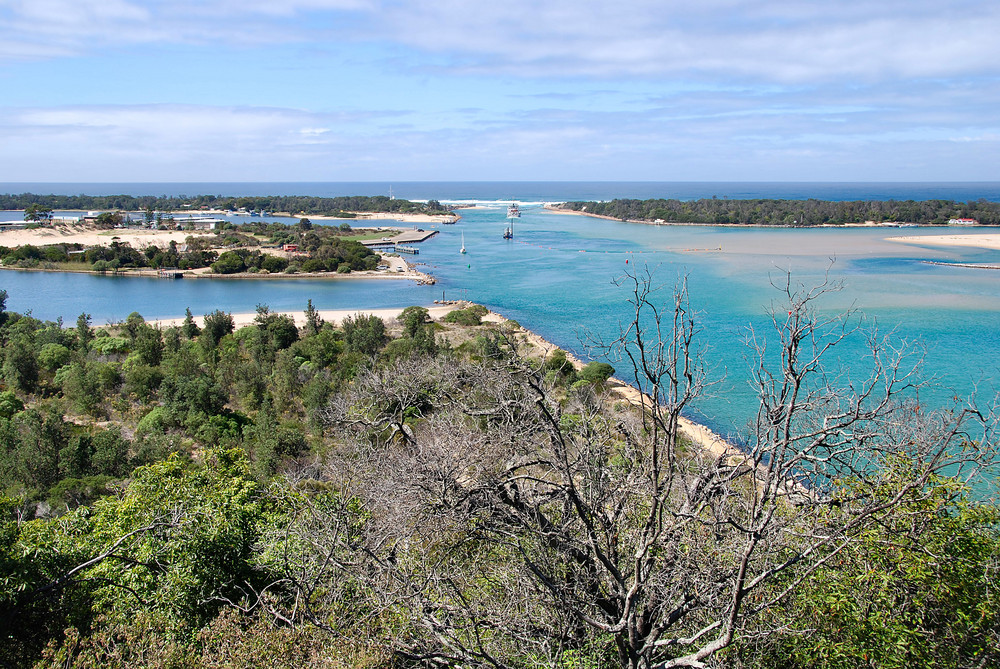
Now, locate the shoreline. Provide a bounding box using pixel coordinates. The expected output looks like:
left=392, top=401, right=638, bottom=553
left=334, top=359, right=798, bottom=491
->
left=0, top=263, right=436, bottom=284
left=150, top=303, right=463, bottom=329
left=477, top=311, right=742, bottom=463
left=0, top=221, right=438, bottom=283
left=2, top=208, right=458, bottom=226
left=147, top=302, right=739, bottom=463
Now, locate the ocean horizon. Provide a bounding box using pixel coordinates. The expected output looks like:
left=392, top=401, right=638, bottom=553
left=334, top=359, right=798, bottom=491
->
left=3, top=181, right=1000, bottom=203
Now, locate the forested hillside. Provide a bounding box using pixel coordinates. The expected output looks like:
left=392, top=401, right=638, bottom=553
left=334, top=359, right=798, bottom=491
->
left=0, top=280, right=997, bottom=669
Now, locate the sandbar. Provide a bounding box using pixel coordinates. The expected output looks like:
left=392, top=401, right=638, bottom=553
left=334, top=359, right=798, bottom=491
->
left=887, top=233, right=1000, bottom=250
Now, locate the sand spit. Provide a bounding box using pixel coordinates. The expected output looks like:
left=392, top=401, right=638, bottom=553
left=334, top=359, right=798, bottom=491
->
left=887, top=233, right=1000, bottom=251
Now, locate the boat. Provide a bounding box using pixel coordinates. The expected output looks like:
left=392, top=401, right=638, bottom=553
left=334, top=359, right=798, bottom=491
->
left=504, top=201, right=518, bottom=239
left=460, top=231, right=467, bottom=254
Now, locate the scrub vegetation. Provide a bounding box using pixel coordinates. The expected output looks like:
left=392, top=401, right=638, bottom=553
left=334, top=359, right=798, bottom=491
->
left=0, top=273, right=997, bottom=669
left=0, top=221, right=380, bottom=275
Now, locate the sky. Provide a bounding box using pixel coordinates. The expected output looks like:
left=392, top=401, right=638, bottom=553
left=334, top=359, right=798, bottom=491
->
left=1, top=0, right=998, bottom=183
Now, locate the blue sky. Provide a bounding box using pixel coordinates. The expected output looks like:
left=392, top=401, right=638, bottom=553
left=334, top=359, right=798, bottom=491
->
left=1, top=0, right=998, bottom=182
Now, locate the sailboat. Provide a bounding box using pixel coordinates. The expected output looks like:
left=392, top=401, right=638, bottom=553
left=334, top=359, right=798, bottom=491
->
left=460, top=231, right=467, bottom=254
left=503, top=200, right=517, bottom=239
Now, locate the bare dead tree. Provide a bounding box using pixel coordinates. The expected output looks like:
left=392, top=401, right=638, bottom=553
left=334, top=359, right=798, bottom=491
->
left=276, top=269, right=996, bottom=668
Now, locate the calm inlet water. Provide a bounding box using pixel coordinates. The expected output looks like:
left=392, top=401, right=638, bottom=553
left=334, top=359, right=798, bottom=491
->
left=2, top=184, right=1000, bottom=442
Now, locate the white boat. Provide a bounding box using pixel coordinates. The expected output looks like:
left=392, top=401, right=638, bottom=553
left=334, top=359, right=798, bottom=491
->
left=460, top=231, right=467, bottom=254
left=504, top=201, right=518, bottom=239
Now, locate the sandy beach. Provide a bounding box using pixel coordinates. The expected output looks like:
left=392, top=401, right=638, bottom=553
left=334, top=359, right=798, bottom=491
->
left=887, top=233, right=1000, bottom=250
left=151, top=304, right=462, bottom=329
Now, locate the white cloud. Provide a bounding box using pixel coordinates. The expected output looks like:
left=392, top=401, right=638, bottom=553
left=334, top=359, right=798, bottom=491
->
left=1, top=79, right=999, bottom=182
left=378, top=0, right=1000, bottom=82
left=1, top=0, right=998, bottom=83
left=0, top=104, right=382, bottom=180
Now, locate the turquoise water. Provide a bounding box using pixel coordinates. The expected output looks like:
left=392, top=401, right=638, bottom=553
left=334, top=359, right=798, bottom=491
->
left=421, top=206, right=1000, bottom=438
left=2, top=198, right=1000, bottom=441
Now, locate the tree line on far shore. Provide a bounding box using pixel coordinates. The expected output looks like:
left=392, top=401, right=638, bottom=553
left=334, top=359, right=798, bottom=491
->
left=556, top=197, right=1000, bottom=225
left=2, top=194, right=450, bottom=218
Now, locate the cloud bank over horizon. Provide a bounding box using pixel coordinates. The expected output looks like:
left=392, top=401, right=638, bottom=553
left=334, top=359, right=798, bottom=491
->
left=1, top=0, right=997, bottom=182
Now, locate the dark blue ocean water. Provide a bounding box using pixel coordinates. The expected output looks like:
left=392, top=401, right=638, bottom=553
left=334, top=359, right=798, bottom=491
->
left=4, top=181, right=1000, bottom=203
left=3, top=183, right=1000, bottom=445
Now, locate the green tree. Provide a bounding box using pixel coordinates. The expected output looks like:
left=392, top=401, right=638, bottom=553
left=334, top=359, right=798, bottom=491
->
left=37, top=343, right=71, bottom=373
left=3, top=335, right=38, bottom=393
left=303, top=299, right=323, bottom=337
left=4, top=449, right=276, bottom=665
left=90, top=427, right=131, bottom=478
left=0, top=391, right=24, bottom=419
left=738, top=473, right=1000, bottom=669
left=57, top=362, right=102, bottom=417
left=578, top=360, right=615, bottom=384
left=399, top=305, right=430, bottom=338
left=23, top=204, right=53, bottom=223
left=210, top=251, right=246, bottom=274
left=443, top=304, right=488, bottom=326
left=75, top=313, right=93, bottom=351
left=181, top=307, right=200, bottom=339
left=94, top=211, right=123, bottom=228
left=121, top=312, right=145, bottom=340
left=91, top=259, right=113, bottom=274
left=342, top=313, right=385, bottom=355
left=200, top=310, right=234, bottom=353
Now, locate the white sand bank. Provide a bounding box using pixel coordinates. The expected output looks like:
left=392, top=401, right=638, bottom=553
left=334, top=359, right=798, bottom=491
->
left=887, top=233, right=1000, bottom=250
